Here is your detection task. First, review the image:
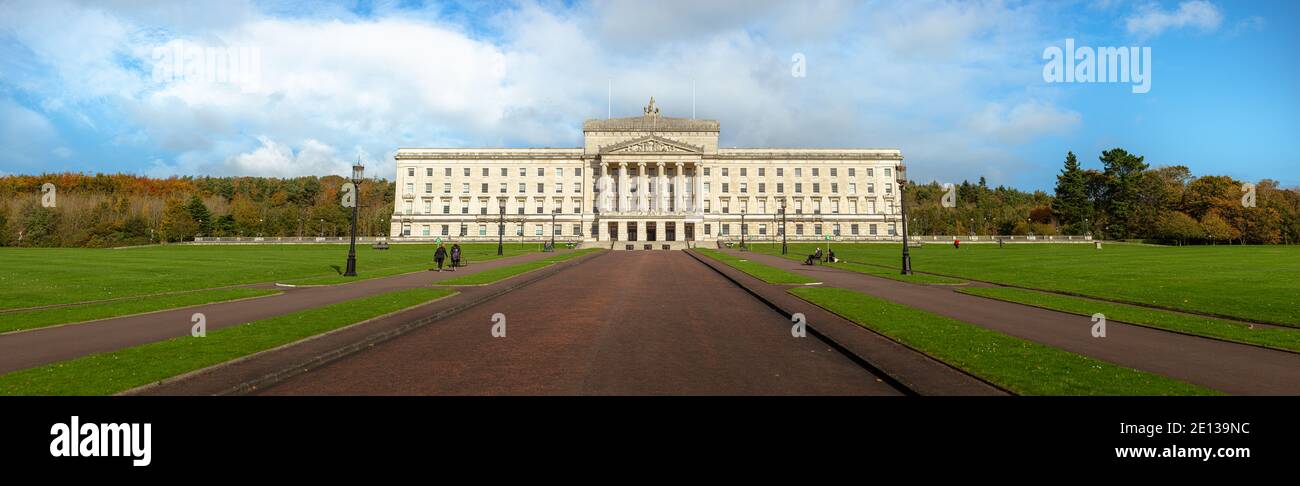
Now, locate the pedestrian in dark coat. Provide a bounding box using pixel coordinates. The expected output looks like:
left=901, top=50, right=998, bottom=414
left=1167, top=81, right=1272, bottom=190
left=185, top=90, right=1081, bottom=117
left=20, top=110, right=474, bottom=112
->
left=450, top=244, right=462, bottom=271
left=434, top=244, right=447, bottom=271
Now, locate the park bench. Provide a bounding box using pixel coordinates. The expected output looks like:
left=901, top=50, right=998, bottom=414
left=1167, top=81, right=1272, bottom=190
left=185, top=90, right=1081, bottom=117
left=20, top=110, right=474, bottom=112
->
left=907, top=240, right=923, bottom=248
left=371, top=241, right=390, bottom=250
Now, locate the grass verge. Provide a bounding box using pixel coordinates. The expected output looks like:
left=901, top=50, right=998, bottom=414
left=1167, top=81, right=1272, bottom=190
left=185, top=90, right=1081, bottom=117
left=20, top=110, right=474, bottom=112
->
left=694, top=248, right=816, bottom=284
left=0, top=288, right=280, bottom=334
left=789, top=287, right=1218, bottom=395
left=747, top=245, right=965, bottom=285
left=436, top=249, right=600, bottom=286
left=959, top=287, right=1300, bottom=354
left=0, top=287, right=456, bottom=396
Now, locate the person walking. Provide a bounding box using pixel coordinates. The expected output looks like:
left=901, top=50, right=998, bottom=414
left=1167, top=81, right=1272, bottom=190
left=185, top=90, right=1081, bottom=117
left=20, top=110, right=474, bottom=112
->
left=434, top=243, right=447, bottom=272
left=450, top=243, right=462, bottom=271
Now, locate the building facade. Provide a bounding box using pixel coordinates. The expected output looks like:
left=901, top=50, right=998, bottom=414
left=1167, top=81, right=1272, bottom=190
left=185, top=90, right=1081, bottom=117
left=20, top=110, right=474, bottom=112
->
left=391, top=98, right=904, bottom=247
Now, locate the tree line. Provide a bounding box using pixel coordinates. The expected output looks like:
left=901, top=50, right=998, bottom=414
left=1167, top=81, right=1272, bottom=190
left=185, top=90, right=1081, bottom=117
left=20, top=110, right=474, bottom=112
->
left=2, top=151, right=1296, bottom=247
left=0, top=174, right=393, bottom=247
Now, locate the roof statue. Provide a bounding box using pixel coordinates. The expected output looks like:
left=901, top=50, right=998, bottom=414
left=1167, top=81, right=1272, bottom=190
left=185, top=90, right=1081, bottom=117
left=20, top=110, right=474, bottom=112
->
left=643, top=96, right=660, bottom=116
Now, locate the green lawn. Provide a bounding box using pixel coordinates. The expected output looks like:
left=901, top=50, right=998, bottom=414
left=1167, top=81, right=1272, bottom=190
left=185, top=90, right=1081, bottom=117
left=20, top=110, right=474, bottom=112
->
left=754, top=242, right=1300, bottom=326
left=790, top=287, right=1217, bottom=395
left=960, top=287, right=1300, bottom=354
left=0, top=243, right=535, bottom=309
left=747, top=245, right=965, bottom=285
left=0, top=287, right=457, bottom=396
left=0, top=287, right=280, bottom=334
left=693, top=248, right=816, bottom=284
left=436, top=249, right=600, bottom=286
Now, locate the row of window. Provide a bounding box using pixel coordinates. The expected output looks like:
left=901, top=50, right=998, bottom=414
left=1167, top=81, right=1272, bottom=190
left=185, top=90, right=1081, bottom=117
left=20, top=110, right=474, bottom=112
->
left=406, top=166, right=583, bottom=179
left=703, top=181, right=891, bottom=195
left=406, top=182, right=585, bottom=195
left=404, top=223, right=582, bottom=238
left=699, top=198, right=895, bottom=215
left=701, top=166, right=892, bottom=179
left=399, top=222, right=899, bottom=238
left=402, top=198, right=583, bottom=215
left=703, top=222, right=897, bottom=237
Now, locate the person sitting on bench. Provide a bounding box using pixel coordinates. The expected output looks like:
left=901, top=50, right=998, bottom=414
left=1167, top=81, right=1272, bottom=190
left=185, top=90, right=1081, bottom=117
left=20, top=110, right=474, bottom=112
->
left=826, top=248, right=836, bottom=263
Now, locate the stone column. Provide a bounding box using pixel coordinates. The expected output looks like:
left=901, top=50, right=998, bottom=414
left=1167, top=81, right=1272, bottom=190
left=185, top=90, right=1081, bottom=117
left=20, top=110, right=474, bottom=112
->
left=617, top=162, right=628, bottom=213
left=694, top=164, right=704, bottom=214
left=674, top=162, right=684, bottom=213
left=655, top=162, right=667, bottom=214
left=637, top=162, right=648, bottom=213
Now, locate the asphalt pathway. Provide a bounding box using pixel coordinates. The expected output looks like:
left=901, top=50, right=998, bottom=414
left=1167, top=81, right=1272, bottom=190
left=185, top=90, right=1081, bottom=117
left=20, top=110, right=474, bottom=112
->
left=260, top=251, right=902, bottom=395
left=730, top=249, right=1300, bottom=395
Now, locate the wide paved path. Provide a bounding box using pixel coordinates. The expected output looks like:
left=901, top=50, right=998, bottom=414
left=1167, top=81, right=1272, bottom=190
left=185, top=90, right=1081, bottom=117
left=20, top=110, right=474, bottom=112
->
left=732, top=250, right=1300, bottom=395
left=0, top=250, right=557, bottom=374
left=260, top=251, right=902, bottom=395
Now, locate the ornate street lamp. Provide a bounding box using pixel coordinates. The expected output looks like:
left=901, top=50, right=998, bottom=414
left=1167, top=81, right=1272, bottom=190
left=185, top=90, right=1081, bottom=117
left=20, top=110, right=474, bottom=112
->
left=343, top=162, right=364, bottom=277
left=897, top=163, right=912, bottom=275
left=739, top=208, right=747, bottom=250
left=497, top=201, right=506, bottom=256
left=780, top=199, right=788, bottom=255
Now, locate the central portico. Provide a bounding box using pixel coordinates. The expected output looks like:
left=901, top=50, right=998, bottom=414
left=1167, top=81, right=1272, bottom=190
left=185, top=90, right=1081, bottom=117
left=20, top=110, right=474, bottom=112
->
left=587, top=98, right=711, bottom=247
left=392, top=97, right=905, bottom=248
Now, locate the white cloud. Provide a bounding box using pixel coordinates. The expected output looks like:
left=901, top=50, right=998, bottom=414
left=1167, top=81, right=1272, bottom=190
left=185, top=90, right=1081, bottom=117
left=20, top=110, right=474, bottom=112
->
left=2, top=0, right=1083, bottom=186
left=1125, top=0, right=1223, bottom=39
left=966, top=100, right=1082, bottom=144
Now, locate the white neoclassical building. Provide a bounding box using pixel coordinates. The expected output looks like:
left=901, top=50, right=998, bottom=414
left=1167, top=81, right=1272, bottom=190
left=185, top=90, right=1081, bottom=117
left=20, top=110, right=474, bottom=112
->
left=391, top=98, right=905, bottom=248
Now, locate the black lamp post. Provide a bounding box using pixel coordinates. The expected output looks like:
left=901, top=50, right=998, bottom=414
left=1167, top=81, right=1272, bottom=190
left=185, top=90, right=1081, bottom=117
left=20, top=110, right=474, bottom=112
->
left=343, top=162, right=364, bottom=277
left=738, top=209, right=748, bottom=251
left=897, top=163, right=912, bottom=275
left=550, top=210, right=557, bottom=248
left=780, top=200, right=788, bottom=255
left=497, top=201, right=506, bottom=256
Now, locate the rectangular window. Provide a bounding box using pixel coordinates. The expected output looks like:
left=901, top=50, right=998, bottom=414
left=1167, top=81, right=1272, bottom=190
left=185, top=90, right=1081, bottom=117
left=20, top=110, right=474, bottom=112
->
left=795, top=183, right=803, bottom=194
left=870, top=224, right=878, bottom=236
left=499, top=183, right=508, bottom=194
left=424, top=183, right=433, bottom=194
left=831, top=183, right=838, bottom=194
left=740, top=168, right=747, bottom=177
left=421, top=225, right=430, bottom=236
left=444, top=167, right=452, bottom=177
left=833, top=224, right=841, bottom=236
left=479, top=224, right=487, bottom=236
left=812, top=183, right=820, bottom=194
left=704, top=182, right=711, bottom=194
left=556, top=168, right=563, bottom=178
left=758, top=224, right=767, bottom=235
left=776, top=182, right=784, bottom=193
left=721, top=224, right=730, bottom=236
left=815, top=224, right=823, bottom=235
left=441, top=225, right=449, bottom=236
left=501, top=168, right=508, bottom=177
left=884, top=168, right=892, bottom=178
left=443, top=183, right=451, bottom=194
left=423, top=200, right=432, bottom=213
left=704, top=224, right=712, bottom=235
left=518, top=183, right=526, bottom=193
left=849, top=183, right=856, bottom=195
left=442, top=203, right=450, bottom=214
left=703, top=167, right=711, bottom=176
left=463, top=167, right=470, bottom=177
left=482, top=168, right=489, bottom=177
left=795, top=168, right=802, bottom=177
left=481, top=183, right=489, bottom=193
left=867, top=168, right=874, bottom=177
left=796, top=224, right=804, bottom=236
left=832, top=200, right=839, bottom=214
left=758, top=182, right=766, bottom=193
left=408, top=168, right=415, bottom=177
left=704, top=200, right=712, bottom=213
left=739, top=182, right=747, bottom=194
left=851, top=224, right=860, bottom=235
left=848, top=168, right=856, bottom=177
left=722, top=183, right=729, bottom=193
left=830, top=168, right=837, bottom=177
left=812, top=168, right=819, bottom=177
left=777, top=168, right=784, bottom=177
left=888, top=223, right=897, bottom=236
left=758, top=168, right=765, bottom=177
left=462, top=183, right=470, bottom=194
left=536, top=183, right=544, bottom=193
left=850, top=200, right=858, bottom=214
left=425, top=168, right=433, bottom=177
left=721, top=168, right=729, bottom=177
left=868, top=183, right=876, bottom=194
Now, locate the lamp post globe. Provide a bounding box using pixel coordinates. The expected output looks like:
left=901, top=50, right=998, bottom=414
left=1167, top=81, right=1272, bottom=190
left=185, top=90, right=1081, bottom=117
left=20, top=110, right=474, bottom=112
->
left=343, top=162, right=364, bottom=277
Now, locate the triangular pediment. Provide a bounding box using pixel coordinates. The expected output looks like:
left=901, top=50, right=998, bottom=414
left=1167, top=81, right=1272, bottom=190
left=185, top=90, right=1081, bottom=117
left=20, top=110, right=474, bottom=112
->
left=599, top=135, right=704, bottom=155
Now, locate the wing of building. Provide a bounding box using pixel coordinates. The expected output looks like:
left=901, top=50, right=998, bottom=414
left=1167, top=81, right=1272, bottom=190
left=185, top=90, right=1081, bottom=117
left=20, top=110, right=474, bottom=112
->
left=393, top=98, right=904, bottom=248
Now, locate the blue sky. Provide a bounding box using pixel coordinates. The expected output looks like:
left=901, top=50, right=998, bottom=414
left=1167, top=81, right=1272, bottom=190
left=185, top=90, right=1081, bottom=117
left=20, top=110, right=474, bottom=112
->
left=0, top=0, right=1295, bottom=190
